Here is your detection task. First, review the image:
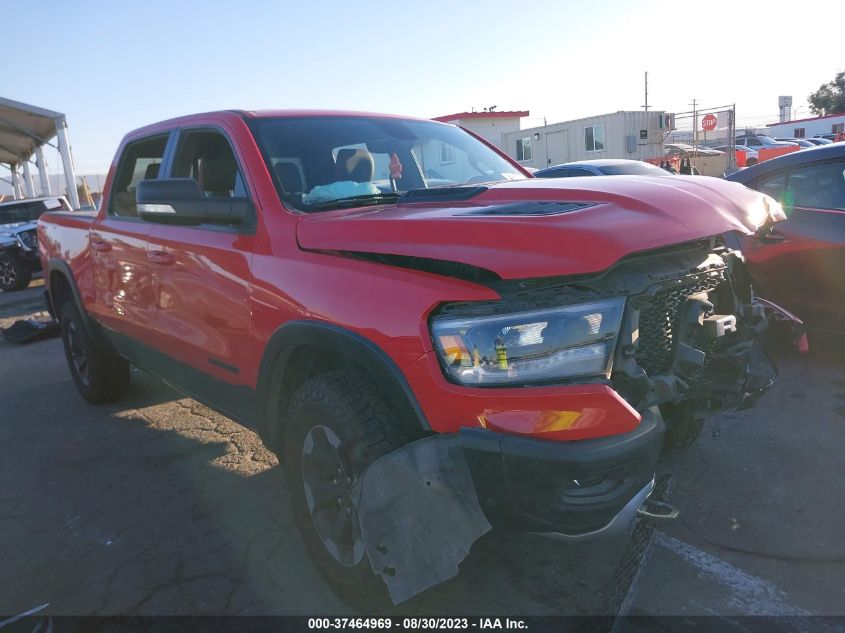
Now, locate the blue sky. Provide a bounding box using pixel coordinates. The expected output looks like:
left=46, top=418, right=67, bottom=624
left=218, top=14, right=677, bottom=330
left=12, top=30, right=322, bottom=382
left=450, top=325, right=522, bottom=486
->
left=4, top=0, right=843, bottom=176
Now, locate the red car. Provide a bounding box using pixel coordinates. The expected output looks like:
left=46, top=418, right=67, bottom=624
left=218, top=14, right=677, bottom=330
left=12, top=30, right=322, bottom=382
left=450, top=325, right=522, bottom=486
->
left=39, top=110, right=789, bottom=605
left=727, top=143, right=845, bottom=335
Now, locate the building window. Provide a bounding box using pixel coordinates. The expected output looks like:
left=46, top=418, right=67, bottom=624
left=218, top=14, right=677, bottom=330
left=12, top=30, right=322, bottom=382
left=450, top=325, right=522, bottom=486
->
left=439, top=142, right=455, bottom=164
left=794, top=128, right=806, bottom=138
left=585, top=124, right=606, bottom=152
left=515, top=137, right=532, bottom=162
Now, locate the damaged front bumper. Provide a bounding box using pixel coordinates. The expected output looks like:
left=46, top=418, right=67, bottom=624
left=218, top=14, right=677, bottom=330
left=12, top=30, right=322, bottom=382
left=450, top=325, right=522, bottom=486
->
left=460, top=406, right=663, bottom=536
left=356, top=409, right=664, bottom=604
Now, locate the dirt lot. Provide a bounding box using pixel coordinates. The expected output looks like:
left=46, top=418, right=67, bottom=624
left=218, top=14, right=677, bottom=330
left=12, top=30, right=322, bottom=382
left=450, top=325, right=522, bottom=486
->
left=2, top=284, right=844, bottom=619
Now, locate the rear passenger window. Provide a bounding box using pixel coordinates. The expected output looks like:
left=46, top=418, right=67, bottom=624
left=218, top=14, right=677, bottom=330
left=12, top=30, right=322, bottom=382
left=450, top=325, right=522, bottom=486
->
left=109, top=135, right=168, bottom=218
left=171, top=130, right=247, bottom=198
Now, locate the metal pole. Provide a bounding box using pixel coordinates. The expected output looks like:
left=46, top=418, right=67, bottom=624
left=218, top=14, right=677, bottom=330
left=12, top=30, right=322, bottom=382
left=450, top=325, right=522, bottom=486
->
left=730, top=104, right=736, bottom=171
left=55, top=115, right=80, bottom=209
left=10, top=163, right=23, bottom=199
left=22, top=158, right=35, bottom=197
left=35, top=146, right=52, bottom=195
left=691, top=98, right=698, bottom=154
left=643, top=71, right=649, bottom=112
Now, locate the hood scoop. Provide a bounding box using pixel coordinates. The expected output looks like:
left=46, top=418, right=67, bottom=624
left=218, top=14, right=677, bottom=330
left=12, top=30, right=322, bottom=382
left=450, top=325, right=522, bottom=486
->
left=456, top=201, right=596, bottom=216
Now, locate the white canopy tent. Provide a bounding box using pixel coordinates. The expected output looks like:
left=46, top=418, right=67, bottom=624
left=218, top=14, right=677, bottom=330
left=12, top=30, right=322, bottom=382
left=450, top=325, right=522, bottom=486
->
left=0, top=96, right=80, bottom=209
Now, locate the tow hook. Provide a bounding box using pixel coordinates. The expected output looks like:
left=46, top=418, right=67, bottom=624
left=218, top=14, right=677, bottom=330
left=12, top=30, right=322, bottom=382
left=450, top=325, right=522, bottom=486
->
left=637, top=498, right=679, bottom=524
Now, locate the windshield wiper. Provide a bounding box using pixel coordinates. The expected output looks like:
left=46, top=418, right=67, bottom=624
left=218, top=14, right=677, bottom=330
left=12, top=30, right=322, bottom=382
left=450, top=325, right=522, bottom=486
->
left=304, top=192, right=402, bottom=211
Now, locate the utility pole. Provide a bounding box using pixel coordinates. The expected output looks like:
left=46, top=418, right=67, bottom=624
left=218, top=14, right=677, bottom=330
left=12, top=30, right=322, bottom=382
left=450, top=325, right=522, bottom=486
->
left=642, top=71, right=649, bottom=111
left=729, top=105, right=736, bottom=171
left=690, top=98, right=698, bottom=150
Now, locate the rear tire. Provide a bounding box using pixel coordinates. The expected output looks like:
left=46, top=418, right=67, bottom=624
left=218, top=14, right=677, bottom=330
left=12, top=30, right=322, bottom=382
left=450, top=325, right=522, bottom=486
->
left=60, top=302, right=130, bottom=404
left=0, top=253, right=32, bottom=292
left=282, top=370, right=417, bottom=609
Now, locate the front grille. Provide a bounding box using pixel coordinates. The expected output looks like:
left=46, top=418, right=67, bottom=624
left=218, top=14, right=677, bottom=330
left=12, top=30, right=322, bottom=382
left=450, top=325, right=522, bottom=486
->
left=635, top=272, right=726, bottom=376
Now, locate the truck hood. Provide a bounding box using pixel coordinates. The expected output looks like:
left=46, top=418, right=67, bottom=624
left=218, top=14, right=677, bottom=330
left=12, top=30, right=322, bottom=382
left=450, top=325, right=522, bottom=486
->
left=296, top=176, right=771, bottom=280
left=0, top=220, right=37, bottom=234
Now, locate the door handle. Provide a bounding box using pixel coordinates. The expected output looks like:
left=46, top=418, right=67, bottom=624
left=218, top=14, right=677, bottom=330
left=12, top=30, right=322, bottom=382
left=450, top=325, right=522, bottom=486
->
left=147, top=250, right=175, bottom=266
left=759, top=228, right=786, bottom=244
left=91, top=239, right=112, bottom=253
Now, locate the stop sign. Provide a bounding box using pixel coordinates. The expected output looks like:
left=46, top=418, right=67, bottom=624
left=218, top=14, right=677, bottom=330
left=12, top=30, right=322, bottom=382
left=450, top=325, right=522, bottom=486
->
left=701, top=113, right=718, bottom=131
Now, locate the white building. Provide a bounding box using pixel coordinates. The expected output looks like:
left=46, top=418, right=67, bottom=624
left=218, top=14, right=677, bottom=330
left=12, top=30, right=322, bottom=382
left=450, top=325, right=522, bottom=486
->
left=433, top=110, right=529, bottom=151
left=502, top=111, right=673, bottom=169
left=765, top=112, right=845, bottom=139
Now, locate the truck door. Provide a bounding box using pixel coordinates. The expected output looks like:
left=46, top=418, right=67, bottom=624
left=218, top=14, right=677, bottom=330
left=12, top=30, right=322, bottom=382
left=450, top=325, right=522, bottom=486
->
left=146, top=128, right=255, bottom=387
left=90, top=134, right=170, bottom=346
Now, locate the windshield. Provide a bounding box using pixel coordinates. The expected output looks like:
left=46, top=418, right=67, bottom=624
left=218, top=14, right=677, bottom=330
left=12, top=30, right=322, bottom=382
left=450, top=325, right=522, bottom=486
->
left=249, top=116, right=527, bottom=212
left=599, top=162, right=669, bottom=176
left=0, top=199, right=52, bottom=224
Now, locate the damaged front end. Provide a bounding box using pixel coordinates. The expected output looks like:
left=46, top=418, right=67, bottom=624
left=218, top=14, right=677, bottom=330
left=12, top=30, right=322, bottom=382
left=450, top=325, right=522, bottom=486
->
left=610, top=237, right=781, bottom=419
left=354, top=236, right=793, bottom=604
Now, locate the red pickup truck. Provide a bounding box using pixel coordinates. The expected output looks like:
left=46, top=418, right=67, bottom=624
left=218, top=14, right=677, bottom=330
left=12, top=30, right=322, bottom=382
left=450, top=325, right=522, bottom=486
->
left=39, top=110, right=789, bottom=604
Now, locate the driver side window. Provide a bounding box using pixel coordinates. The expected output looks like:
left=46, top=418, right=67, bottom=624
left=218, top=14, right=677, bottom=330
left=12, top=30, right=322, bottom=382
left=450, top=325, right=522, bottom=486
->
left=787, top=160, right=845, bottom=210
left=172, top=130, right=247, bottom=198
left=753, top=171, right=787, bottom=204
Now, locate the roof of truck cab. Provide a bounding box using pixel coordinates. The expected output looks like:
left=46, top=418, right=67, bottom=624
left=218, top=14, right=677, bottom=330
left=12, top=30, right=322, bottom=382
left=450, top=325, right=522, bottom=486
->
left=241, top=109, right=432, bottom=121
left=124, top=109, right=438, bottom=138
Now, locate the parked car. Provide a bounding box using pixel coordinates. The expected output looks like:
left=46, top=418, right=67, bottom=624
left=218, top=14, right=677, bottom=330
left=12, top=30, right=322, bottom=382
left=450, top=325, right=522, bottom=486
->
left=803, top=137, right=833, bottom=146
left=736, top=135, right=798, bottom=149
left=774, top=138, right=817, bottom=149
left=713, top=144, right=759, bottom=166
left=727, top=143, right=845, bottom=334
left=40, top=110, right=790, bottom=606
left=813, top=133, right=845, bottom=142
left=534, top=159, right=671, bottom=178
left=664, top=142, right=724, bottom=157
left=0, top=195, right=72, bottom=291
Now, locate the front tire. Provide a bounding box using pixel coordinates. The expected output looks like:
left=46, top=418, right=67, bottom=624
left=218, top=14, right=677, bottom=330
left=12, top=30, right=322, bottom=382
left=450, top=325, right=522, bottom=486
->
left=60, top=302, right=130, bottom=404
left=282, top=371, right=416, bottom=609
left=0, top=253, right=32, bottom=291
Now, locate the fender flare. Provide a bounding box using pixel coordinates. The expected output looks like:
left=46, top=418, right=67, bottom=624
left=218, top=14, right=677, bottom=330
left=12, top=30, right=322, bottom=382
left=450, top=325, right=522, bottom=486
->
left=255, top=320, right=431, bottom=446
left=46, top=258, right=99, bottom=340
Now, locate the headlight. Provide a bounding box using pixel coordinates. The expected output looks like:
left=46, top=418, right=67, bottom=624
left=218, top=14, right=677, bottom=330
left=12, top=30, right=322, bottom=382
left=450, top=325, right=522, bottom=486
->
left=17, top=231, right=37, bottom=249
left=431, top=297, right=625, bottom=386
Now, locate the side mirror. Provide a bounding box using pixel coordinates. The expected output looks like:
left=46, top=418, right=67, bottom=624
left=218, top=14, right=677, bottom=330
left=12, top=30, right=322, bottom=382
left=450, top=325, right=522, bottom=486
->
left=136, top=178, right=251, bottom=226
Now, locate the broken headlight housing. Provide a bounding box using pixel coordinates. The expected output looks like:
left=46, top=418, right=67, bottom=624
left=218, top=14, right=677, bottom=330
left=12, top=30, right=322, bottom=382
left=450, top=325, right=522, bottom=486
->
left=17, top=230, right=37, bottom=250
left=432, top=298, right=625, bottom=386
